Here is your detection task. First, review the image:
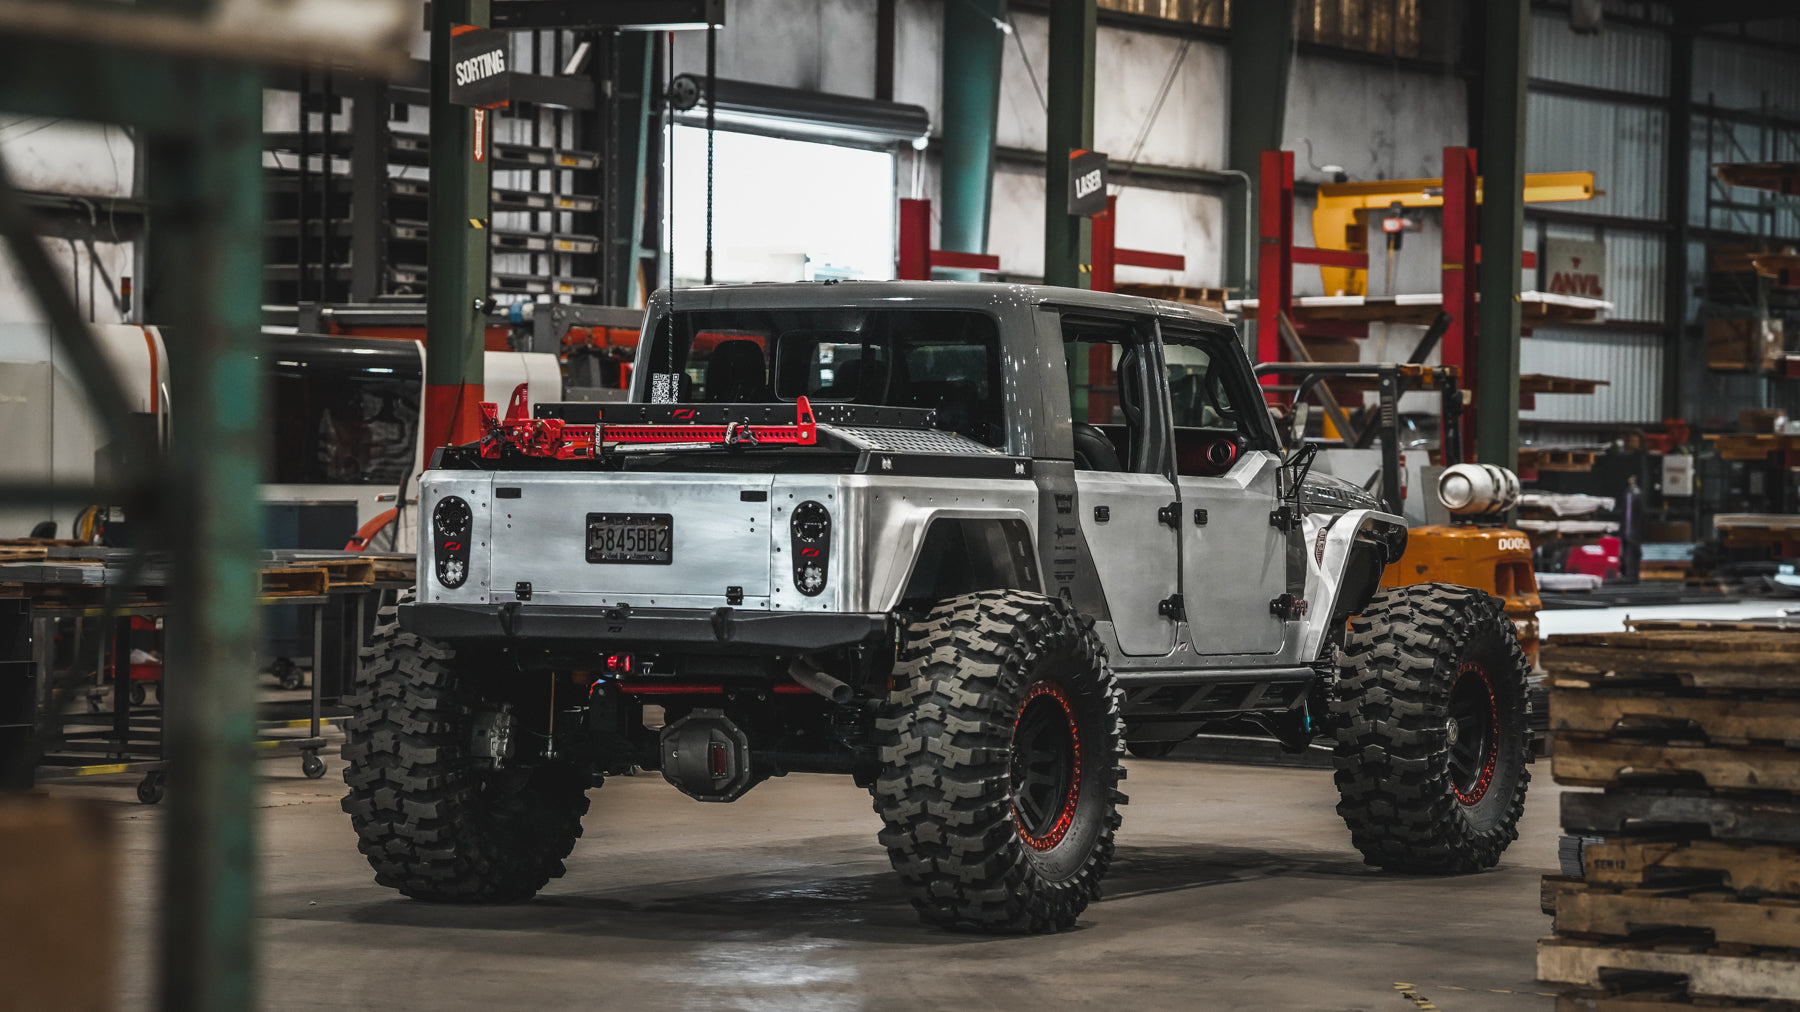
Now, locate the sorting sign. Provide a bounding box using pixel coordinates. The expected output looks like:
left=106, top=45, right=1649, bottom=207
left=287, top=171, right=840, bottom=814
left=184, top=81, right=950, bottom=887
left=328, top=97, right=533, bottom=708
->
left=450, top=26, right=511, bottom=109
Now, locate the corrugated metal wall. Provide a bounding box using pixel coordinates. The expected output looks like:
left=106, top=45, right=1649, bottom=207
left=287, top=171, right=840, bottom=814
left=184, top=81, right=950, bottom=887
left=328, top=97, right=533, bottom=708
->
left=1530, top=13, right=1666, bottom=96
left=1693, top=38, right=1800, bottom=116
left=1520, top=327, right=1663, bottom=424
left=1527, top=94, right=1665, bottom=222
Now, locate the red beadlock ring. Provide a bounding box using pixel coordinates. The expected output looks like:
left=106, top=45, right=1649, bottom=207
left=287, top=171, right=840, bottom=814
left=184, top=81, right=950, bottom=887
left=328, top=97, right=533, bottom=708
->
left=1452, top=661, right=1500, bottom=806
left=1014, top=680, right=1083, bottom=852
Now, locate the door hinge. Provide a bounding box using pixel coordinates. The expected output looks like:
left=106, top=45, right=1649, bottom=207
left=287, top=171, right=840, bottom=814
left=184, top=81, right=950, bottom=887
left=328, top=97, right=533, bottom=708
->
left=1158, top=594, right=1185, bottom=620
left=1269, top=505, right=1303, bottom=532
left=1094, top=505, right=1110, bottom=523
left=1192, top=507, right=1208, bottom=526
left=1157, top=502, right=1181, bottom=528
left=1269, top=593, right=1309, bottom=620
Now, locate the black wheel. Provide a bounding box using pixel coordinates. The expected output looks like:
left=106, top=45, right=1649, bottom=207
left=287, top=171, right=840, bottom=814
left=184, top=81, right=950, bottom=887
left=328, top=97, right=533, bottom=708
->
left=301, top=752, right=326, bottom=779
left=1125, top=739, right=1180, bottom=760
left=340, top=603, right=589, bottom=902
left=873, top=590, right=1125, bottom=933
left=151, top=682, right=162, bottom=704
left=1332, top=583, right=1531, bottom=873
left=128, top=683, right=146, bottom=707
left=137, top=774, right=165, bottom=805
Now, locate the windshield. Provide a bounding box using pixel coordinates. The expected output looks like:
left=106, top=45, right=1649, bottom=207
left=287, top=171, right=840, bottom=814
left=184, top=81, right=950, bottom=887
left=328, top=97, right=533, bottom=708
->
left=641, top=308, right=1005, bottom=447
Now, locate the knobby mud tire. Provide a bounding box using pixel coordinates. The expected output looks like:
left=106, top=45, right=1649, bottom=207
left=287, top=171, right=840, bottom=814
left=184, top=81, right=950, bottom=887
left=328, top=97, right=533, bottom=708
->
left=1332, top=583, right=1531, bottom=874
left=341, top=604, right=589, bottom=902
left=872, top=590, right=1126, bottom=933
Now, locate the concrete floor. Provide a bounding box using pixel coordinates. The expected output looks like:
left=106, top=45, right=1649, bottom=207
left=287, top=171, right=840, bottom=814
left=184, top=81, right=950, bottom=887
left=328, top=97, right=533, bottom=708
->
left=72, top=749, right=1572, bottom=1012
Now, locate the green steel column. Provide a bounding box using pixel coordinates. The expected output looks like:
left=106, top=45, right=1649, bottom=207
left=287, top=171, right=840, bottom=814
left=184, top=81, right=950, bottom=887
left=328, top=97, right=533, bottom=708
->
left=154, top=63, right=266, bottom=1012
left=1226, top=0, right=1294, bottom=295
left=941, top=0, right=1006, bottom=258
left=1664, top=30, right=1694, bottom=420
left=1044, top=0, right=1095, bottom=289
left=616, top=32, right=655, bottom=308
left=426, top=0, right=492, bottom=447
left=1475, top=0, right=1529, bottom=470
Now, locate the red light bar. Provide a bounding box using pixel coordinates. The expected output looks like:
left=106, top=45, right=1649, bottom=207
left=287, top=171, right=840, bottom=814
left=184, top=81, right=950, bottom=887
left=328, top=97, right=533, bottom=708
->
left=477, top=385, right=818, bottom=460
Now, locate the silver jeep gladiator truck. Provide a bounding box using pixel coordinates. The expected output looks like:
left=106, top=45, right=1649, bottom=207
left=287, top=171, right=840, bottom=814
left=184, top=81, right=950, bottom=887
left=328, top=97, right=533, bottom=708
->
left=342, top=282, right=1530, bottom=933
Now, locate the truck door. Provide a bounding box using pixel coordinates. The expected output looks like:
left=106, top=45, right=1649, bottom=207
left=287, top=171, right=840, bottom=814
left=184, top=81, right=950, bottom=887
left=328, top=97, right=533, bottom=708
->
left=1061, top=312, right=1180, bottom=657
left=1160, top=324, right=1289, bottom=656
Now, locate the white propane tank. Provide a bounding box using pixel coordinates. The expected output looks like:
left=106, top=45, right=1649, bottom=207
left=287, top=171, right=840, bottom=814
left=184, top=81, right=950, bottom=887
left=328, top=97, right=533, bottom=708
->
left=1437, top=462, right=1521, bottom=516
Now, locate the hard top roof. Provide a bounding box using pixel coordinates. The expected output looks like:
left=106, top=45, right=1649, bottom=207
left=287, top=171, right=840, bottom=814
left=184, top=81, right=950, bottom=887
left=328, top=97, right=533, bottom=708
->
left=643, top=280, right=1234, bottom=329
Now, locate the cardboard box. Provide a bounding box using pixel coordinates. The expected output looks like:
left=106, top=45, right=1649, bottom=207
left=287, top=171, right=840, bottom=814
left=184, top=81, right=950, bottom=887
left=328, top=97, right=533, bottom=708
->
left=1739, top=408, right=1789, bottom=433
left=1706, top=317, right=1784, bottom=371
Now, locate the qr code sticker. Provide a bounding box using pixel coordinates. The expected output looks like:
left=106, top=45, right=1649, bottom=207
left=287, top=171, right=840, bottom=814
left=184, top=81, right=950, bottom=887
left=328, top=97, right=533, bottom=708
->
left=651, top=373, right=680, bottom=403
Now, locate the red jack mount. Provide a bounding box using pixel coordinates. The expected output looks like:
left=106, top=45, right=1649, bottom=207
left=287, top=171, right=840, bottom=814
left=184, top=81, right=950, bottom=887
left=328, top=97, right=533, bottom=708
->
left=476, top=384, right=818, bottom=460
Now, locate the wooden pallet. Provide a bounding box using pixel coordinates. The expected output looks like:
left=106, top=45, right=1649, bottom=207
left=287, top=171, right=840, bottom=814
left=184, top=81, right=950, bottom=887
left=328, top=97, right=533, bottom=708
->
left=1543, top=631, right=1800, bottom=691
left=1705, top=434, right=1800, bottom=461
left=258, top=567, right=328, bottom=597
left=1115, top=283, right=1228, bottom=309
left=289, top=559, right=374, bottom=589
left=1580, top=839, right=1800, bottom=895
left=1554, top=737, right=1800, bottom=793
left=1546, top=878, right=1800, bottom=950
left=1551, top=691, right=1800, bottom=748
left=1561, top=791, right=1800, bottom=845
left=1555, top=981, right=1800, bottom=1011
left=1625, top=618, right=1800, bottom=634
left=1539, top=936, right=1800, bottom=1001
left=361, top=554, right=415, bottom=583
left=1521, top=448, right=1603, bottom=472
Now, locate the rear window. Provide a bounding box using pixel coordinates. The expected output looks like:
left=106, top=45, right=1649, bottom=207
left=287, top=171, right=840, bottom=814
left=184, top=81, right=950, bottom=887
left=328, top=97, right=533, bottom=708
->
left=643, top=308, right=1005, bottom=447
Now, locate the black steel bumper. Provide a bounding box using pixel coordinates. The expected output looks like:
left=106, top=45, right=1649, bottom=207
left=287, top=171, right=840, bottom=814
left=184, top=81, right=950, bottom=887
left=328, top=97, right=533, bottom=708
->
left=400, top=602, right=890, bottom=653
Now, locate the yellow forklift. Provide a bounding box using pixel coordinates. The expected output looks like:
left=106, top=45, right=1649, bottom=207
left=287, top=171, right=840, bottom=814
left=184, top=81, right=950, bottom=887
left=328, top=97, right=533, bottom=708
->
left=1255, top=359, right=1541, bottom=670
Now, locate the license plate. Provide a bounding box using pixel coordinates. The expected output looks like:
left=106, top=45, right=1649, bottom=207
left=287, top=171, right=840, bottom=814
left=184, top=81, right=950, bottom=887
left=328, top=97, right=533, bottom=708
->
left=586, top=513, right=673, bottom=564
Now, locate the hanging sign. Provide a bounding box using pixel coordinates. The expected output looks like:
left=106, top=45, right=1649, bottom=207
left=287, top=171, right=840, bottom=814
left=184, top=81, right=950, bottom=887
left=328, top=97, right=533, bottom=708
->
left=1068, top=149, right=1108, bottom=217
left=450, top=26, right=512, bottom=109
left=1545, top=238, right=1606, bottom=299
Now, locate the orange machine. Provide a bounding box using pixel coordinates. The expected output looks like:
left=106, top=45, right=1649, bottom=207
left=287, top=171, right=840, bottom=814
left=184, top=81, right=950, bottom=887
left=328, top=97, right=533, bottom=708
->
left=1382, top=524, right=1541, bottom=669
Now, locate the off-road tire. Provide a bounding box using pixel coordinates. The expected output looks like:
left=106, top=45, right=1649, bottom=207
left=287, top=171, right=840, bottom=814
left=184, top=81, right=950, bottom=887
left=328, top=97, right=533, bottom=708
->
left=340, top=604, right=589, bottom=902
left=1332, top=583, right=1531, bottom=873
left=872, top=590, right=1126, bottom=933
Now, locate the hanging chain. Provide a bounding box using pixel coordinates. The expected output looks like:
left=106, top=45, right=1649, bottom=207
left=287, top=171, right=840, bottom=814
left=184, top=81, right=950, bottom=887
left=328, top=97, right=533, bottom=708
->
left=704, top=23, right=716, bottom=286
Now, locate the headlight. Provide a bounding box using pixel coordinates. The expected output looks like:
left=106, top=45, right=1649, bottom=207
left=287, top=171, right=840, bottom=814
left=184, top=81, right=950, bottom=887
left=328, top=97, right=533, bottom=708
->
left=789, top=500, right=830, bottom=596
left=433, top=495, right=472, bottom=589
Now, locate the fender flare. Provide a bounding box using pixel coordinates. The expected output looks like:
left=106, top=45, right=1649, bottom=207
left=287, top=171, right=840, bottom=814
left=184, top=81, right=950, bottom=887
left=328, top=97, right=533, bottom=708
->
left=1297, top=508, right=1409, bottom=662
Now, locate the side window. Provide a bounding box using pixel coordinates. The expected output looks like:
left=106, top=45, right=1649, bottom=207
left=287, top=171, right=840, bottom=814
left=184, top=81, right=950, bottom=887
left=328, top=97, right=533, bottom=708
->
left=1061, top=314, right=1162, bottom=474
left=1162, top=327, right=1276, bottom=475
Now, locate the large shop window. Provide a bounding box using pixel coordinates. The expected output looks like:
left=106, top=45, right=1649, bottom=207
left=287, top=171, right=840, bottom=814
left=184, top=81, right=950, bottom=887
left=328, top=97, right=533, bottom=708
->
left=664, top=125, right=896, bottom=285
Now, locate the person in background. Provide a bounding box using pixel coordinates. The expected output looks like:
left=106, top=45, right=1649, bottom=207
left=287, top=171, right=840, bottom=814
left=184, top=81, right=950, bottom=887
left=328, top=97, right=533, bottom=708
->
left=1620, top=475, right=1645, bottom=581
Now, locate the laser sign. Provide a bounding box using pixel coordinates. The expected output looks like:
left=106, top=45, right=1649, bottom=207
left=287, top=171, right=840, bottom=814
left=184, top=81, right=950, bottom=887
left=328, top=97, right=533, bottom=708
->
left=1544, top=237, right=1606, bottom=300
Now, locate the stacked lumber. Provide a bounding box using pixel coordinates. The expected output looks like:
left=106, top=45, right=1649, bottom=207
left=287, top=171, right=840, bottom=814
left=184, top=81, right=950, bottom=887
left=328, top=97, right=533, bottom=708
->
left=1539, top=628, right=1800, bottom=1009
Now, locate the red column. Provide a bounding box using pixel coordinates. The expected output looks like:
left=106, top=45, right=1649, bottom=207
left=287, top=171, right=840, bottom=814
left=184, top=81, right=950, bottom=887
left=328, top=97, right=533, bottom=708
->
left=1440, top=146, right=1479, bottom=462
left=1256, top=150, right=1294, bottom=376
left=897, top=198, right=932, bottom=280
left=424, top=382, right=488, bottom=450
left=1090, top=195, right=1117, bottom=293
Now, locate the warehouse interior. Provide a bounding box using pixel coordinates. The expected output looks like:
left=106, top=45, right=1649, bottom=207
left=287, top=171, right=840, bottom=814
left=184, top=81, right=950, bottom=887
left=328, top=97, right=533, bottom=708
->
left=3, top=0, right=1800, bottom=1009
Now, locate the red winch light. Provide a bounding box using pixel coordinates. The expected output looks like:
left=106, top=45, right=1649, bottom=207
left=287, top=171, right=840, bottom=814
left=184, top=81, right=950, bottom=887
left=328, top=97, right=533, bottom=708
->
left=605, top=652, right=635, bottom=676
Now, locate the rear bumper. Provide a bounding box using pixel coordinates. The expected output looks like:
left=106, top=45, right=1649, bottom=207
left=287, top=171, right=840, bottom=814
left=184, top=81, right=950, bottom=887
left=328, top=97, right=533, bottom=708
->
left=400, top=602, right=890, bottom=654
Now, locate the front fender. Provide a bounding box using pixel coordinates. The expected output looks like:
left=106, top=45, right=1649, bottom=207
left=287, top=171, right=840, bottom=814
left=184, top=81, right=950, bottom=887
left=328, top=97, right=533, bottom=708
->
left=1297, top=508, right=1408, bottom=663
